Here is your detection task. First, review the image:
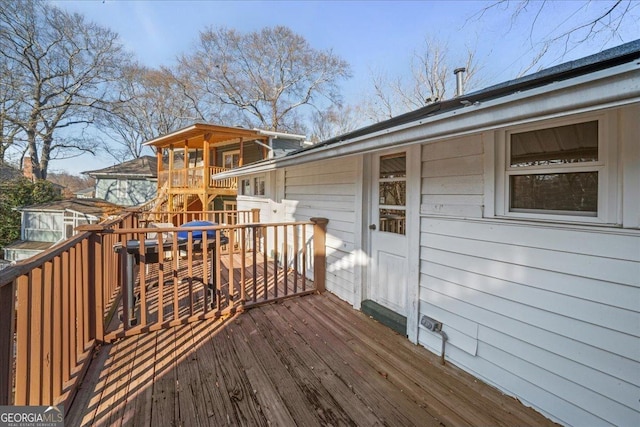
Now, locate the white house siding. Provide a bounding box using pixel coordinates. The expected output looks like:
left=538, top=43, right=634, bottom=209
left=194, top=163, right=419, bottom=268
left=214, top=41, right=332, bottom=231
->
left=421, top=134, right=485, bottom=218
left=283, top=157, right=360, bottom=304
left=418, top=126, right=640, bottom=426
left=95, top=178, right=156, bottom=207
left=22, top=211, right=64, bottom=242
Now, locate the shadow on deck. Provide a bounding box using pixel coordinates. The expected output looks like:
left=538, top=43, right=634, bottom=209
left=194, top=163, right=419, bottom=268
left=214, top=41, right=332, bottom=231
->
left=68, top=292, right=556, bottom=426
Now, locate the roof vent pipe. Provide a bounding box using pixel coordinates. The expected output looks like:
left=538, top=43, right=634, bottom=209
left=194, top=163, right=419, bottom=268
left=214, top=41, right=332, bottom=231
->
left=454, top=67, right=466, bottom=97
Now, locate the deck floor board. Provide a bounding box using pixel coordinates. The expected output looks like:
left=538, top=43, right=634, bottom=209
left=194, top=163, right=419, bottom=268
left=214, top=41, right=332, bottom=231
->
left=69, top=292, right=557, bottom=427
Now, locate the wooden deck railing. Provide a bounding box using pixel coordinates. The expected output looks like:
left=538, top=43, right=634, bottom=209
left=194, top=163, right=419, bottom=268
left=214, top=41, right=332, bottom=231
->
left=102, top=219, right=327, bottom=340
left=157, top=166, right=237, bottom=190
left=209, top=166, right=237, bottom=189
left=0, top=212, right=135, bottom=407
left=0, top=210, right=328, bottom=409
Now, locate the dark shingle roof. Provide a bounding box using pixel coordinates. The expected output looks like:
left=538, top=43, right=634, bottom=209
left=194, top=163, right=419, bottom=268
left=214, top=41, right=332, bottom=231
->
left=2, top=240, right=55, bottom=251
left=17, top=198, right=121, bottom=218
left=83, top=156, right=157, bottom=178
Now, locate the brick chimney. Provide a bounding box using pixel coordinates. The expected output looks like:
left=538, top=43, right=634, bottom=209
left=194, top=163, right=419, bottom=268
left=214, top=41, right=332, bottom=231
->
left=23, top=157, right=35, bottom=182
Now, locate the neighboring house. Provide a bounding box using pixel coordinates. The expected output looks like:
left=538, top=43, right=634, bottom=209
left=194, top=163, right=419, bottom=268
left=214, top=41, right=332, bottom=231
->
left=3, top=198, right=119, bottom=263
left=143, top=124, right=307, bottom=213
left=74, top=187, right=95, bottom=199
left=84, top=156, right=158, bottom=207
left=214, top=41, right=640, bottom=426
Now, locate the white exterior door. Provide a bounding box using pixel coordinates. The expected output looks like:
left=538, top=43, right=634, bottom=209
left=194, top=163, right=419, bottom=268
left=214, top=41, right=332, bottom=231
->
left=368, top=151, right=409, bottom=316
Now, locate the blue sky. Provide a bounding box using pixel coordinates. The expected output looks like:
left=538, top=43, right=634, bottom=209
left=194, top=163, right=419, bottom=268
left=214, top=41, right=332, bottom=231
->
left=51, top=0, right=639, bottom=174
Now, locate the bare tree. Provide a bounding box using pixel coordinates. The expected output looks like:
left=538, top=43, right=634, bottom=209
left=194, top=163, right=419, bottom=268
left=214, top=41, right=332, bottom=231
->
left=0, top=0, right=129, bottom=179
left=178, top=26, right=351, bottom=133
left=0, top=53, right=23, bottom=162
left=474, top=0, right=639, bottom=75
left=96, top=64, right=203, bottom=161
left=309, top=105, right=363, bottom=142
left=363, top=38, right=479, bottom=123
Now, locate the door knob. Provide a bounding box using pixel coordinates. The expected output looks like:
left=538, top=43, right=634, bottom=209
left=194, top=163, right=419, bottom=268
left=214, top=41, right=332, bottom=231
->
left=369, top=223, right=376, bottom=230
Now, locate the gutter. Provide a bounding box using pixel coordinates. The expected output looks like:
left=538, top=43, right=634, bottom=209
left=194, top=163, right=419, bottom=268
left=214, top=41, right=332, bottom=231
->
left=255, top=129, right=306, bottom=140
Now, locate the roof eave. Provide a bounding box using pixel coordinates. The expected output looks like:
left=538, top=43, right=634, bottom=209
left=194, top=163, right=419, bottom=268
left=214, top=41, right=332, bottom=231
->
left=142, top=123, right=266, bottom=147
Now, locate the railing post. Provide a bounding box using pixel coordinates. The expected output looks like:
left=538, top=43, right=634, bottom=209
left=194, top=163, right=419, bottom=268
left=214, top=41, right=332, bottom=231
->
left=251, top=208, right=260, bottom=223
left=0, top=280, right=16, bottom=405
left=129, top=208, right=139, bottom=229
left=78, top=225, right=106, bottom=343
left=310, top=218, right=328, bottom=293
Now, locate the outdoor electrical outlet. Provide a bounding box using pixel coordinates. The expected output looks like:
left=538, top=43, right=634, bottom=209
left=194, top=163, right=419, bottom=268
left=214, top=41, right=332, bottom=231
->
left=420, top=315, right=442, bottom=332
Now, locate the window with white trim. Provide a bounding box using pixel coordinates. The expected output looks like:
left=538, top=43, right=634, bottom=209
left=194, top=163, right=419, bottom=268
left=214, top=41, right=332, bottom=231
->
left=240, top=178, right=250, bottom=195
left=223, top=150, right=240, bottom=169
left=254, top=176, right=265, bottom=196
left=497, top=113, right=617, bottom=223
left=239, top=175, right=266, bottom=197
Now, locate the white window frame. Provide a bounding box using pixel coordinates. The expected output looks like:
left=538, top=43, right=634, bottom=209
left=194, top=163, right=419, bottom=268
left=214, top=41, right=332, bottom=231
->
left=253, top=175, right=266, bottom=196
left=238, top=174, right=267, bottom=197
left=240, top=178, right=250, bottom=196
left=223, top=150, right=241, bottom=169
left=495, top=112, right=618, bottom=224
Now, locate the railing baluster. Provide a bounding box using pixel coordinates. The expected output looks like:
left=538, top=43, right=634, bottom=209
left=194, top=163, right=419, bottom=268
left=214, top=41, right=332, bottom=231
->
left=172, top=232, right=179, bottom=322
left=215, top=230, right=222, bottom=312
left=91, top=231, right=104, bottom=342
left=74, top=243, right=84, bottom=358
left=157, top=232, right=165, bottom=322
left=61, top=251, right=70, bottom=386
left=283, top=225, right=288, bottom=296
left=302, top=225, right=307, bottom=292
left=120, top=234, right=130, bottom=330
left=240, top=229, right=246, bottom=305
left=41, top=261, right=53, bottom=404
left=293, top=225, right=299, bottom=294
left=203, top=232, right=209, bottom=314
left=82, top=238, right=90, bottom=350
left=139, top=234, right=147, bottom=327
left=0, top=280, right=16, bottom=405
left=273, top=226, right=278, bottom=299
left=30, top=268, right=42, bottom=404
left=252, top=226, right=257, bottom=303
left=229, top=225, right=235, bottom=307
left=14, top=275, right=29, bottom=405
left=52, top=256, right=62, bottom=399
left=187, top=232, right=194, bottom=317
left=262, top=226, right=268, bottom=301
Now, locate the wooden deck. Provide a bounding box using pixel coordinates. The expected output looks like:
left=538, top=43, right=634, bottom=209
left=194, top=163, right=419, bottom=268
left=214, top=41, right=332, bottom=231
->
left=68, top=292, right=555, bottom=426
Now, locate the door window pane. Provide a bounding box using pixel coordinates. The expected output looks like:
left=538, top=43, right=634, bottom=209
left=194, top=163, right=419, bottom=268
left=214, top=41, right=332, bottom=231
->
left=378, top=154, right=406, bottom=234
left=379, top=209, right=406, bottom=235
left=379, top=181, right=406, bottom=206
left=380, top=153, right=406, bottom=178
